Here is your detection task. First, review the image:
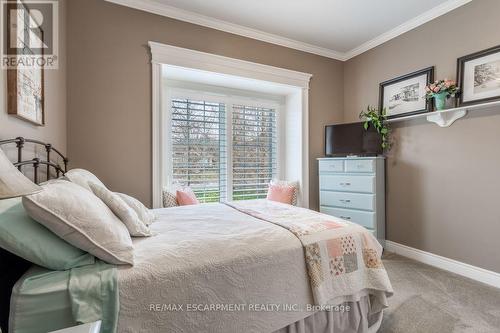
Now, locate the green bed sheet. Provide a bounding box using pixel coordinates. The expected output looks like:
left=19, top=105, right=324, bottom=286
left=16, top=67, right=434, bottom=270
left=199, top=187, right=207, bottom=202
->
left=9, top=261, right=118, bottom=333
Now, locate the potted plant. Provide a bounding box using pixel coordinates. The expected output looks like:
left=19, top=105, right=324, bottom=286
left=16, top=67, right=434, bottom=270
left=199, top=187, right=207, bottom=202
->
left=425, top=79, right=459, bottom=110
left=359, top=106, right=391, bottom=150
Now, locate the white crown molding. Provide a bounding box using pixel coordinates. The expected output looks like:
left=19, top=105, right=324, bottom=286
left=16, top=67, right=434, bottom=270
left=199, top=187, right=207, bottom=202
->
left=106, top=0, right=345, bottom=60
left=343, top=0, right=473, bottom=60
left=386, top=240, right=500, bottom=289
left=107, top=0, right=472, bottom=61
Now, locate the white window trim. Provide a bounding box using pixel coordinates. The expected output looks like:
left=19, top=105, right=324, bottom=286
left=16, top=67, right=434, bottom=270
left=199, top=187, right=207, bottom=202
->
left=166, top=87, right=282, bottom=202
left=150, top=41, right=312, bottom=208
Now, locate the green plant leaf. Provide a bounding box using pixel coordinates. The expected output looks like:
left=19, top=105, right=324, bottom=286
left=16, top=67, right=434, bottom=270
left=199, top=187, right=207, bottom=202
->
left=360, top=105, right=392, bottom=152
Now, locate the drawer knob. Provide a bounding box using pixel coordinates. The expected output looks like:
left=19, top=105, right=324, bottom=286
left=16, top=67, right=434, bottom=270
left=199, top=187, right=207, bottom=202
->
left=340, top=216, right=351, bottom=220
left=339, top=199, right=351, bottom=203
left=339, top=182, right=351, bottom=186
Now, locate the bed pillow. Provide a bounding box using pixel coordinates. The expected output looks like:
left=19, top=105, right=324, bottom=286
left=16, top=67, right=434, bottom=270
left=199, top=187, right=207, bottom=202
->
left=269, top=180, right=299, bottom=206
left=116, top=192, right=156, bottom=226
left=65, top=168, right=106, bottom=192
left=22, top=180, right=134, bottom=265
left=176, top=187, right=199, bottom=206
left=0, top=197, right=95, bottom=270
left=267, top=182, right=296, bottom=205
left=162, top=190, right=179, bottom=208
left=90, top=182, right=152, bottom=237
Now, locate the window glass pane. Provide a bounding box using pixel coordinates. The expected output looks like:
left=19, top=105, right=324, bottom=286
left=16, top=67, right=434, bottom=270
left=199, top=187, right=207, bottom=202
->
left=232, top=105, right=277, bottom=201
left=171, top=98, right=226, bottom=203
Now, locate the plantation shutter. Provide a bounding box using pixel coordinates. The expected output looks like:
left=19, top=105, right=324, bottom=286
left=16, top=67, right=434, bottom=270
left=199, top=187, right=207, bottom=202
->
left=231, top=105, right=277, bottom=200
left=170, top=98, right=227, bottom=203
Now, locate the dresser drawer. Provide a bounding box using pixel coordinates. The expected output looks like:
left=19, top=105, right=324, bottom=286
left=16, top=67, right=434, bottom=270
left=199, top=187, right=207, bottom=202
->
left=345, top=159, right=375, bottom=173
left=319, top=175, right=375, bottom=193
left=320, top=191, right=375, bottom=211
left=318, top=160, right=344, bottom=173
left=320, top=206, right=376, bottom=229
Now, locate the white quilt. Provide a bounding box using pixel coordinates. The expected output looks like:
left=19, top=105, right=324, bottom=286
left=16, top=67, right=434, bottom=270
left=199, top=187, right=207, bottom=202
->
left=116, top=203, right=387, bottom=333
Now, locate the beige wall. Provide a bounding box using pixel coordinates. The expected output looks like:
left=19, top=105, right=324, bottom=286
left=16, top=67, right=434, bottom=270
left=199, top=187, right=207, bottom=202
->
left=0, top=0, right=67, bottom=155
left=66, top=0, right=344, bottom=209
left=344, top=0, right=500, bottom=272
left=65, top=0, right=500, bottom=272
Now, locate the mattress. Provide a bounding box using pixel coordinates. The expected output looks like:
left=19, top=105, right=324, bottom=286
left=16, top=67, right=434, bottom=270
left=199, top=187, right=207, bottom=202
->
left=10, top=203, right=387, bottom=333
left=10, top=269, right=382, bottom=333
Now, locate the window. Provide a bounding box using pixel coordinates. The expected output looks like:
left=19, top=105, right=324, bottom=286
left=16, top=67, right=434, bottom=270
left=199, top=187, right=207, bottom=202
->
left=171, top=98, right=227, bottom=203
left=232, top=105, right=277, bottom=200
left=169, top=94, right=278, bottom=203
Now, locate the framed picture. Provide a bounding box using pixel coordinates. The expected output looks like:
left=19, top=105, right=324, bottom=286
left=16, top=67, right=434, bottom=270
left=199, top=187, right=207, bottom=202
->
left=6, top=2, right=45, bottom=126
left=379, top=67, right=434, bottom=119
left=457, top=45, right=500, bottom=106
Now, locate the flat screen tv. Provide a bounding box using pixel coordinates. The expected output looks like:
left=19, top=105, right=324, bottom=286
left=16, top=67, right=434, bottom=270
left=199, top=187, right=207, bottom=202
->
left=325, top=122, right=382, bottom=157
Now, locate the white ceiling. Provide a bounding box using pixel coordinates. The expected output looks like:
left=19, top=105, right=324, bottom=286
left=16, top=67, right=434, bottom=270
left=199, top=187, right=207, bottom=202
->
left=107, top=0, right=472, bottom=60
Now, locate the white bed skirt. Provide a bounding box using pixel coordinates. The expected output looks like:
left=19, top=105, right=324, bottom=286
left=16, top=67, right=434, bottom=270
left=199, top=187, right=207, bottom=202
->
left=274, top=296, right=382, bottom=333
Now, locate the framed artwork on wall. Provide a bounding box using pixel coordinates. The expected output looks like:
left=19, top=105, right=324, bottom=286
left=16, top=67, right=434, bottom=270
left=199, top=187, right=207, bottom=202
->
left=6, top=2, right=45, bottom=126
left=457, top=44, right=500, bottom=106
left=379, top=67, right=434, bottom=119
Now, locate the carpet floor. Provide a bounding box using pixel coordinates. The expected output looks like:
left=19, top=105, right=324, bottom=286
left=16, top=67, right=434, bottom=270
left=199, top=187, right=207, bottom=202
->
left=380, top=252, right=500, bottom=333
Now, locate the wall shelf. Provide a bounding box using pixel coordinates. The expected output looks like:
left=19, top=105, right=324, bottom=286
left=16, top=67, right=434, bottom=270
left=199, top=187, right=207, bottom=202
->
left=386, top=100, right=500, bottom=127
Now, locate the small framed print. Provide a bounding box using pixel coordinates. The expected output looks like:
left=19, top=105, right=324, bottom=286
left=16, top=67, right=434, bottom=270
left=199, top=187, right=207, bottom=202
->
left=457, top=45, right=500, bottom=106
left=7, top=66, right=45, bottom=126
left=379, top=67, right=434, bottom=119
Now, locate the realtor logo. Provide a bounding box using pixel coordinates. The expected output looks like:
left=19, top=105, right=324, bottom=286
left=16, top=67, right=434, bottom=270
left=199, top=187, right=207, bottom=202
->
left=1, top=0, right=58, bottom=69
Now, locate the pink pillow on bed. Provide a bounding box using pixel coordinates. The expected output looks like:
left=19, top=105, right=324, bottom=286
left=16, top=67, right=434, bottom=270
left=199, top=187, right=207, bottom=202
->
left=176, top=188, right=200, bottom=206
left=267, top=183, right=295, bottom=204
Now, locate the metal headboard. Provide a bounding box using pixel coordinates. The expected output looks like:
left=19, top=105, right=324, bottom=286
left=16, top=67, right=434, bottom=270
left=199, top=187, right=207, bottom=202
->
left=0, top=137, right=68, bottom=184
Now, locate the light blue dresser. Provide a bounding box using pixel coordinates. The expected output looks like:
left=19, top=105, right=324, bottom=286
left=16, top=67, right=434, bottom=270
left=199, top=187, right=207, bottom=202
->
left=318, top=157, right=385, bottom=246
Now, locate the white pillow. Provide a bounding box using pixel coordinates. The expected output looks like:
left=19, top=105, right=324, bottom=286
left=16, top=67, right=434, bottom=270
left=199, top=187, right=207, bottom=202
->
left=22, top=180, right=134, bottom=265
left=270, top=180, right=299, bottom=206
left=90, top=182, right=152, bottom=237
left=65, top=168, right=106, bottom=192
left=116, top=192, right=155, bottom=226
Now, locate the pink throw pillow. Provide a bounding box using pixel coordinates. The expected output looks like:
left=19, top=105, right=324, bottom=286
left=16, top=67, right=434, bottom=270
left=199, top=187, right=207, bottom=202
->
left=176, top=188, right=200, bottom=206
left=267, top=184, right=295, bottom=205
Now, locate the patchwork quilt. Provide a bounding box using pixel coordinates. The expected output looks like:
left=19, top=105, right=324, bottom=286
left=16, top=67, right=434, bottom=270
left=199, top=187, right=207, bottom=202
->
left=226, top=200, right=394, bottom=306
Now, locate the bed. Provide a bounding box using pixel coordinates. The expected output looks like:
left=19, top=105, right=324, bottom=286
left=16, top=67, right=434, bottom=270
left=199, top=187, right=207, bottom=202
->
left=0, top=138, right=393, bottom=333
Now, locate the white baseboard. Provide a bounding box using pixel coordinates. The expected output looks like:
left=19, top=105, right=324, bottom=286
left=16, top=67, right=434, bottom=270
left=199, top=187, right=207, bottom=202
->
left=385, top=240, right=500, bottom=289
